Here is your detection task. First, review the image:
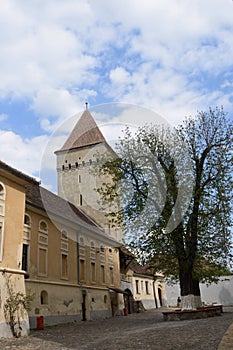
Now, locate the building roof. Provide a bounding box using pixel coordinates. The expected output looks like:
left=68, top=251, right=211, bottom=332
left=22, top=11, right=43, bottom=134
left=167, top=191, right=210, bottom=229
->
left=120, top=246, right=136, bottom=258
left=26, top=184, right=121, bottom=246
left=129, top=260, right=155, bottom=277
left=26, top=184, right=96, bottom=226
left=56, top=109, right=106, bottom=153
left=0, top=160, right=39, bottom=186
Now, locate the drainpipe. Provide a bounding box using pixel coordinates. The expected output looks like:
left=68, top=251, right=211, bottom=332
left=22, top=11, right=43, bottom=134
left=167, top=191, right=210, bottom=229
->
left=77, top=241, right=81, bottom=285
left=77, top=240, right=88, bottom=321
left=153, top=279, right=158, bottom=309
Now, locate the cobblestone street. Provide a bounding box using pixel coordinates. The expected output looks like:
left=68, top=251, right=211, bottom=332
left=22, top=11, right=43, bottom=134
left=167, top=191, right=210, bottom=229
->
left=1, top=307, right=233, bottom=350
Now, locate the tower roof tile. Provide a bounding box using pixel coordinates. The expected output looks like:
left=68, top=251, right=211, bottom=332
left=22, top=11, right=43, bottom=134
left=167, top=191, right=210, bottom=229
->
left=57, top=110, right=106, bottom=152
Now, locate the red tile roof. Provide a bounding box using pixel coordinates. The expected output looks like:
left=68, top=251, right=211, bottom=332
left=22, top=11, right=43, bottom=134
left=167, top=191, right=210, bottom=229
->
left=129, top=260, right=155, bottom=276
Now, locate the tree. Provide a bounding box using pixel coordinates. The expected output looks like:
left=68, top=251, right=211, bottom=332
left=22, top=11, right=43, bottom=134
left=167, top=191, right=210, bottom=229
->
left=96, top=107, right=233, bottom=309
left=3, top=273, right=34, bottom=338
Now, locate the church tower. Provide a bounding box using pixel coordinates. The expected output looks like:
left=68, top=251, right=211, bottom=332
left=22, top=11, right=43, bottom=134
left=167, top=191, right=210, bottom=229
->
left=55, top=107, right=123, bottom=243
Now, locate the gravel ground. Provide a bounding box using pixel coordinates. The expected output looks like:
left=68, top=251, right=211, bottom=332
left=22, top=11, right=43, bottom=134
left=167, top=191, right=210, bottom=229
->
left=1, top=307, right=233, bottom=350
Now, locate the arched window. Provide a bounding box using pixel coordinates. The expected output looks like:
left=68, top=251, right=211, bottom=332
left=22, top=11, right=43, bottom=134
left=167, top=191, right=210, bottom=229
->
left=39, top=220, right=48, bottom=233
left=79, top=236, right=84, bottom=246
left=38, top=220, right=48, bottom=246
left=40, top=290, right=48, bottom=305
left=0, top=182, right=6, bottom=200
left=0, top=220, right=4, bottom=261
left=24, top=214, right=31, bottom=227
left=23, top=213, right=31, bottom=241
left=61, top=229, right=68, bottom=252
left=61, top=229, right=68, bottom=240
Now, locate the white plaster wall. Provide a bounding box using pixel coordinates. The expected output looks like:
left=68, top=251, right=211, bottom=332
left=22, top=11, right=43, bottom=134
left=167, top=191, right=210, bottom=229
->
left=0, top=272, right=29, bottom=338
left=201, top=276, right=233, bottom=306
left=165, top=283, right=180, bottom=307
left=165, top=275, right=233, bottom=307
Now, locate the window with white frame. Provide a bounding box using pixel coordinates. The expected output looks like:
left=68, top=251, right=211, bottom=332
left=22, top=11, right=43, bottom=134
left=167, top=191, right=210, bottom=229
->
left=100, top=265, right=105, bottom=284
left=136, top=279, right=140, bottom=294
left=61, top=253, right=68, bottom=278
left=0, top=183, right=6, bottom=218
left=80, top=259, right=85, bottom=281
left=0, top=182, right=6, bottom=200
left=0, top=221, right=4, bottom=261
left=38, top=247, right=47, bottom=276
left=145, top=281, right=150, bottom=294
left=22, top=243, right=29, bottom=271
left=90, top=241, right=96, bottom=260
left=38, top=220, right=48, bottom=276
left=91, top=261, right=96, bottom=282
left=61, top=229, right=69, bottom=279
left=38, top=220, right=48, bottom=245
left=23, top=213, right=31, bottom=241
left=0, top=204, right=4, bottom=217
left=61, top=229, right=68, bottom=251
left=109, top=266, right=114, bottom=285
left=79, top=237, right=85, bottom=282
left=79, top=236, right=85, bottom=257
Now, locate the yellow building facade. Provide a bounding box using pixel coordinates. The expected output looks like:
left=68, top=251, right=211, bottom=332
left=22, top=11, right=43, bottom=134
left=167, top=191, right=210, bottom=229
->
left=0, top=108, right=129, bottom=337
left=25, top=184, right=123, bottom=327
left=0, top=161, right=38, bottom=338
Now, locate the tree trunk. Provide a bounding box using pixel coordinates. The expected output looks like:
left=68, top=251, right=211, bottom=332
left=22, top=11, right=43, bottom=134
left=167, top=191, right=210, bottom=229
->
left=179, top=261, right=202, bottom=310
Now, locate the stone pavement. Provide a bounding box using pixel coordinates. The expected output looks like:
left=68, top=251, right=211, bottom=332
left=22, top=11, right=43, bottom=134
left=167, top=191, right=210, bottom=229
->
left=0, top=307, right=233, bottom=349
left=218, top=322, right=233, bottom=350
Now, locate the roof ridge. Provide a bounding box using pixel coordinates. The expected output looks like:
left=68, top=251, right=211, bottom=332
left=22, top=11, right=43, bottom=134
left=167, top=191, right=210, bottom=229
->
left=56, top=110, right=106, bottom=152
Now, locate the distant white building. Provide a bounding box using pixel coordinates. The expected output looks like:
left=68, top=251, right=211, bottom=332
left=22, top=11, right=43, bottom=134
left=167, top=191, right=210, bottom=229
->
left=120, top=248, right=167, bottom=312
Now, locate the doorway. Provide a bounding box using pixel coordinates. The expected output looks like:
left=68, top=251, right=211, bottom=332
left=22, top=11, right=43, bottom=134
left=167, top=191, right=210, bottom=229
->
left=124, top=289, right=134, bottom=314
left=82, top=292, right=86, bottom=321
left=158, top=287, right=163, bottom=307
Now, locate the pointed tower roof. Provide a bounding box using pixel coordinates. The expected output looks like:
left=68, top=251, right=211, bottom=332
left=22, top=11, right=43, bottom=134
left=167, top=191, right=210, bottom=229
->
left=57, top=109, right=106, bottom=152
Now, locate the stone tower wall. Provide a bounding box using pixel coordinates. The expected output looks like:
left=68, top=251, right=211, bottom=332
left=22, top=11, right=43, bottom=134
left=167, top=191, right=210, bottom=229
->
left=56, top=143, right=123, bottom=243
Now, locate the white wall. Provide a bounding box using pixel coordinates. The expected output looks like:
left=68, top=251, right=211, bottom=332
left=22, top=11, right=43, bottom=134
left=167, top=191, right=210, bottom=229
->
left=165, top=275, right=233, bottom=307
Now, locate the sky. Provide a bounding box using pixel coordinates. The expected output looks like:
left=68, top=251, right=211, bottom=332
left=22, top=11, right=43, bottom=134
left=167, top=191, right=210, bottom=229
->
left=0, top=0, right=233, bottom=190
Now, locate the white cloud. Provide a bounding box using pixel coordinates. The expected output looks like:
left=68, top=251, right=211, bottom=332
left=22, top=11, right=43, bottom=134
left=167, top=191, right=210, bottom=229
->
left=0, top=0, right=233, bottom=183
left=0, top=130, right=49, bottom=176
left=0, top=0, right=232, bottom=119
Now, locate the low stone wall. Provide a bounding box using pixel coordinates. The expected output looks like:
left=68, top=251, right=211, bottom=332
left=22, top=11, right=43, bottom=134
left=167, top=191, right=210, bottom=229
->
left=163, top=305, right=223, bottom=321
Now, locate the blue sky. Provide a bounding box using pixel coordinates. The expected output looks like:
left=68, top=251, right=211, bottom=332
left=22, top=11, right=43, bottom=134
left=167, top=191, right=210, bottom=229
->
left=0, top=0, right=233, bottom=190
